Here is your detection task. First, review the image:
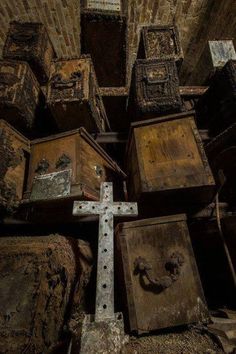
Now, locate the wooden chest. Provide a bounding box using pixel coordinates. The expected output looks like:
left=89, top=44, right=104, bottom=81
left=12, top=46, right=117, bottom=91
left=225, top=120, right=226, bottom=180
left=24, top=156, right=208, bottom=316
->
left=138, top=25, right=183, bottom=67
left=81, top=1, right=127, bottom=87
left=0, top=60, right=43, bottom=136
left=22, top=127, right=125, bottom=220
left=196, top=60, right=236, bottom=135
left=3, top=21, right=56, bottom=84
left=0, top=234, right=85, bottom=353
left=126, top=111, right=215, bottom=216
left=0, top=120, right=30, bottom=215
left=115, top=214, right=209, bottom=333
left=129, top=59, right=182, bottom=120
left=47, top=57, right=109, bottom=133
left=190, top=40, right=236, bottom=85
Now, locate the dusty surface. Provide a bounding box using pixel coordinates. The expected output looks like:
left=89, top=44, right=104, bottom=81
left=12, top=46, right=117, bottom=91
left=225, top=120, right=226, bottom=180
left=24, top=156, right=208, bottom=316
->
left=123, top=328, right=223, bottom=354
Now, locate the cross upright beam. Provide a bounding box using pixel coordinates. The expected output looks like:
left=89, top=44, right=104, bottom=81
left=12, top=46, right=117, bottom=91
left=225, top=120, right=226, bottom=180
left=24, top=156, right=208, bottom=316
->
left=73, top=182, right=138, bottom=322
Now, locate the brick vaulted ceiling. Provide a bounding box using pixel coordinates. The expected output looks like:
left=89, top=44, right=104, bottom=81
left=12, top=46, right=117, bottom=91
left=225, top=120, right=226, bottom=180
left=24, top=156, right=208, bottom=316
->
left=0, top=0, right=235, bottom=84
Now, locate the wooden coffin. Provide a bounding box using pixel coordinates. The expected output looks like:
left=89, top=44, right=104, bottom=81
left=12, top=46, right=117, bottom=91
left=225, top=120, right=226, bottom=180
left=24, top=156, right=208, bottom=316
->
left=22, top=127, right=126, bottom=220
left=0, top=120, right=30, bottom=215
left=115, top=214, right=209, bottom=333
left=3, top=21, right=56, bottom=84
left=126, top=111, right=215, bottom=216
left=190, top=40, right=236, bottom=85
left=138, top=25, right=183, bottom=67
left=0, top=60, right=44, bottom=136
left=129, top=59, right=182, bottom=120
left=47, top=57, right=109, bottom=133
left=196, top=60, right=236, bottom=135
left=81, top=0, right=127, bottom=87
left=189, top=219, right=236, bottom=309
left=205, top=123, right=236, bottom=205
left=0, top=234, right=91, bottom=353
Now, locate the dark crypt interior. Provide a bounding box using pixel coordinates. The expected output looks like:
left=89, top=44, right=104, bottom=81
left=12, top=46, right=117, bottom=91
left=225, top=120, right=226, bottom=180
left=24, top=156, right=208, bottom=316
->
left=0, top=0, right=236, bottom=353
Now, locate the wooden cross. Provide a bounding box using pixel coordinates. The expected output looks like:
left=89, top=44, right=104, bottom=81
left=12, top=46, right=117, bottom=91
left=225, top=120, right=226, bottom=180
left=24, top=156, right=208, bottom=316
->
left=73, top=182, right=138, bottom=322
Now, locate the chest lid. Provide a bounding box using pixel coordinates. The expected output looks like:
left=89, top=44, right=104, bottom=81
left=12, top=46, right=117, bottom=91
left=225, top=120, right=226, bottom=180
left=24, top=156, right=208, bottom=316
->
left=141, top=25, right=183, bottom=61
left=116, top=214, right=209, bottom=333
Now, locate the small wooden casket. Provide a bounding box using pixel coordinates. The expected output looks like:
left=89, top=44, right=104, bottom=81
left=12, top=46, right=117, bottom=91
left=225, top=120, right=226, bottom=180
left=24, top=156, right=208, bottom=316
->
left=0, top=60, right=43, bottom=136
left=126, top=111, right=215, bottom=215
left=196, top=60, right=236, bottom=135
left=3, top=21, right=56, bottom=84
left=0, top=120, right=30, bottom=215
left=115, top=214, right=209, bottom=333
left=22, top=127, right=125, bottom=220
left=129, top=59, right=182, bottom=120
left=138, top=25, right=183, bottom=67
left=190, top=40, right=236, bottom=85
left=47, top=57, right=109, bottom=133
left=81, top=0, right=127, bottom=87
left=0, top=234, right=91, bottom=353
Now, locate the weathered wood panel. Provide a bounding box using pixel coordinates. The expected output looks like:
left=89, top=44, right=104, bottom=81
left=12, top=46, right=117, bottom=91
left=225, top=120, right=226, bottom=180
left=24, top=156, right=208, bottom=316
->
left=3, top=21, right=56, bottom=84
left=116, top=214, right=209, bottom=333
left=0, top=120, right=30, bottom=215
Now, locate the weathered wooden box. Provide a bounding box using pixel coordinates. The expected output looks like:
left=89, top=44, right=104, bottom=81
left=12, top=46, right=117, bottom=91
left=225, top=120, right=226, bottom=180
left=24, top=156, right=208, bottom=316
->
left=0, top=120, right=30, bottom=215
left=190, top=40, right=236, bottom=85
left=196, top=60, right=236, bottom=134
left=126, top=111, right=215, bottom=215
left=0, top=60, right=43, bottom=136
left=115, top=214, right=209, bottom=333
left=47, top=57, right=109, bottom=133
left=22, top=127, right=125, bottom=220
left=189, top=219, right=236, bottom=309
left=3, top=21, right=56, bottom=84
left=138, top=25, right=183, bottom=66
left=0, top=234, right=90, bottom=353
left=81, top=0, right=127, bottom=87
left=129, top=59, right=182, bottom=120
left=205, top=123, right=236, bottom=205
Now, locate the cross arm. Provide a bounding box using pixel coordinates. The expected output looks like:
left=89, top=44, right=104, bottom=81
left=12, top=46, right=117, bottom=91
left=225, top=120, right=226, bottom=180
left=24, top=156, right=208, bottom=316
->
left=73, top=201, right=102, bottom=216
left=112, top=202, right=138, bottom=216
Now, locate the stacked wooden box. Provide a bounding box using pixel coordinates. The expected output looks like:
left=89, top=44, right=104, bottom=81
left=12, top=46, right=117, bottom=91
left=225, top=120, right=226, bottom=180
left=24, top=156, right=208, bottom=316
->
left=1, top=16, right=236, bottom=354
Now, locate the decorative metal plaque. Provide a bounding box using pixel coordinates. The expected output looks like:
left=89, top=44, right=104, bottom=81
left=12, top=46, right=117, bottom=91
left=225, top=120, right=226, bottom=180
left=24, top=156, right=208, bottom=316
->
left=209, top=40, right=236, bottom=68
left=87, top=0, right=121, bottom=12
left=30, top=170, right=72, bottom=201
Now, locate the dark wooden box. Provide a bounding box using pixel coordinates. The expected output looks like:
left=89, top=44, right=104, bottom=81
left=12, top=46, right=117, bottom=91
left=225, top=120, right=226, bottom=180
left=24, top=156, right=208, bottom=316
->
left=3, top=21, right=56, bottom=84
left=126, top=111, right=215, bottom=216
left=47, top=56, right=109, bottom=133
left=0, top=120, right=30, bottom=215
left=0, top=60, right=45, bottom=136
left=196, top=60, right=236, bottom=134
left=189, top=218, right=236, bottom=309
left=138, top=25, right=183, bottom=66
left=22, top=127, right=126, bottom=221
left=115, top=214, right=209, bottom=333
left=129, top=59, right=182, bottom=120
left=0, top=234, right=85, bottom=353
left=205, top=123, right=236, bottom=205
left=81, top=1, right=127, bottom=87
